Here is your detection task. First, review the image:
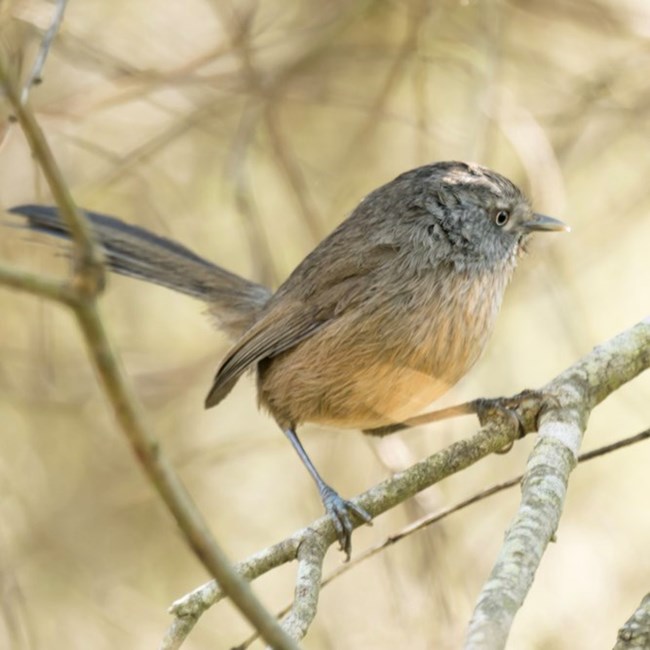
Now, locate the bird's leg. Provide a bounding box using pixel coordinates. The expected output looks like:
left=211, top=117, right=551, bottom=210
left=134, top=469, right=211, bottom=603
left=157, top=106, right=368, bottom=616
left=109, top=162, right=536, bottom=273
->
left=364, top=389, right=547, bottom=440
left=282, top=428, right=372, bottom=560
left=363, top=401, right=478, bottom=436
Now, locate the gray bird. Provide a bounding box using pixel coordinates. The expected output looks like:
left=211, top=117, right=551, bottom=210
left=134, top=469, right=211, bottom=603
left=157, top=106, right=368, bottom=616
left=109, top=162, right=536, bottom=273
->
left=9, top=160, right=568, bottom=558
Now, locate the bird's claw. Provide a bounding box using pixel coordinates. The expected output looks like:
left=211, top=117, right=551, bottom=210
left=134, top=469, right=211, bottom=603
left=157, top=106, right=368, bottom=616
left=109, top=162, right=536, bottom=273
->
left=475, top=389, right=552, bottom=452
left=319, top=484, right=372, bottom=561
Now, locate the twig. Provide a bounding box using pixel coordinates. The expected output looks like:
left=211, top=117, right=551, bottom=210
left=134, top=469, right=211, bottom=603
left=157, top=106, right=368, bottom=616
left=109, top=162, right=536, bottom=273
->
left=0, top=262, right=77, bottom=304
left=20, top=0, right=69, bottom=105
left=0, top=54, right=301, bottom=650
left=162, top=537, right=303, bottom=650
left=5, top=55, right=105, bottom=297
left=579, top=428, right=650, bottom=462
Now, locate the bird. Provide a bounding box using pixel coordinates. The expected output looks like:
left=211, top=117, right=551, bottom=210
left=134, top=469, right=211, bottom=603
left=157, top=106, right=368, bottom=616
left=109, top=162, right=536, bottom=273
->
left=9, top=160, right=568, bottom=558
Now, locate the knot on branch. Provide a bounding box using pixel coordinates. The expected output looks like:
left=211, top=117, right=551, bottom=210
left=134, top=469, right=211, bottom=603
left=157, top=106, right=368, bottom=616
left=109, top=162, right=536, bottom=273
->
left=71, top=254, right=106, bottom=300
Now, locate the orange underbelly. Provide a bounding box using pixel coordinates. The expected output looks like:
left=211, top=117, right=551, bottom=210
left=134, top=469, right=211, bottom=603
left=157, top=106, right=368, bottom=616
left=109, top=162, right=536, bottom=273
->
left=308, top=362, right=453, bottom=429
left=259, top=345, right=465, bottom=430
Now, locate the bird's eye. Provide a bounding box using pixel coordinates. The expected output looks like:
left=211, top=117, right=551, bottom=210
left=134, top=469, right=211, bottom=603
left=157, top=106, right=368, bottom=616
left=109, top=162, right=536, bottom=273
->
left=494, top=210, right=510, bottom=227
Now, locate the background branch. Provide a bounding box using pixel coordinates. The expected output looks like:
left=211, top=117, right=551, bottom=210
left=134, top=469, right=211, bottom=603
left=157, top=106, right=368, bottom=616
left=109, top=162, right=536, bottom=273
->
left=0, top=55, right=301, bottom=650
left=20, top=0, right=69, bottom=105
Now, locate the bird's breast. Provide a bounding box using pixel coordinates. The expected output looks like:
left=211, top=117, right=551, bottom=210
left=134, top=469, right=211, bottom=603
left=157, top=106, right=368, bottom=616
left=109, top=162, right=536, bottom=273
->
left=258, top=267, right=511, bottom=430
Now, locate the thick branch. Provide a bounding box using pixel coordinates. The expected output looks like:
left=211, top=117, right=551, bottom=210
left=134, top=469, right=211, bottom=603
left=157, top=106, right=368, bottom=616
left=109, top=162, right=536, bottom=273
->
left=465, top=317, right=650, bottom=649
left=465, top=408, right=581, bottom=649
left=278, top=536, right=327, bottom=644
left=614, top=594, right=650, bottom=649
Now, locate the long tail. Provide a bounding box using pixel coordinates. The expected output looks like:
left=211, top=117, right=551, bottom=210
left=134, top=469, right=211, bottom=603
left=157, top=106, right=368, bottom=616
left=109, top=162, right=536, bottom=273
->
left=8, top=205, right=271, bottom=339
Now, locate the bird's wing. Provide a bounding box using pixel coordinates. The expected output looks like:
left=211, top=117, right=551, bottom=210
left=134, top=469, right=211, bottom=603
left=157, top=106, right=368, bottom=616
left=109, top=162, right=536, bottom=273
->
left=204, top=244, right=399, bottom=409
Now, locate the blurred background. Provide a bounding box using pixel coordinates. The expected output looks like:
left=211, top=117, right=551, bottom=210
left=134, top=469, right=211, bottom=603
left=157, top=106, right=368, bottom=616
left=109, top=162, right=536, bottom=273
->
left=1, top=0, right=649, bottom=648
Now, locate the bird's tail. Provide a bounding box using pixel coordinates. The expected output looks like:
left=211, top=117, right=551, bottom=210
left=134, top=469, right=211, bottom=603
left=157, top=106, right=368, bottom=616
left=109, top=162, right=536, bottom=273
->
left=8, top=204, right=271, bottom=339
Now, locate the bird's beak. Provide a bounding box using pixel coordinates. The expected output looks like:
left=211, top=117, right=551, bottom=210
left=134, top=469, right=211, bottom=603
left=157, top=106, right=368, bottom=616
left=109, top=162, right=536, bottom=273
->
left=522, top=213, right=570, bottom=233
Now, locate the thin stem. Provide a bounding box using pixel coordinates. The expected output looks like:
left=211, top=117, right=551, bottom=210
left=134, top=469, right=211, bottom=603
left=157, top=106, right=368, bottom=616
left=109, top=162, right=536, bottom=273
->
left=20, top=0, right=70, bottom=105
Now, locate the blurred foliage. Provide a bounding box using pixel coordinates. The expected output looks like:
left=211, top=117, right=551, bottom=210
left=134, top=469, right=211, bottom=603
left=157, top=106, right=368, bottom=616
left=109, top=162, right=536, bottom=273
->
left=1, top=0, right=650, bottom=648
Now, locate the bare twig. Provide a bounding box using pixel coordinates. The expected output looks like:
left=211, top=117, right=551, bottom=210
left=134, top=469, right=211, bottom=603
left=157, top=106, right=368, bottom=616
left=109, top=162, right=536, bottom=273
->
left=0, top=55, right=301, bottom=650
left=0, top=262, right=77, bottom=304
left=20, top=0, right=69, bottom=105
left=4, top=57, right=105, bottom=296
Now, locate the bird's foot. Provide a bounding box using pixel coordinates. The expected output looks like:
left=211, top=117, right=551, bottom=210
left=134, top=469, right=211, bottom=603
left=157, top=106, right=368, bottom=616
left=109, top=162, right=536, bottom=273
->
left=319, top=484, right=372, bottom=561
left=475, top=389, right=550, bottom=453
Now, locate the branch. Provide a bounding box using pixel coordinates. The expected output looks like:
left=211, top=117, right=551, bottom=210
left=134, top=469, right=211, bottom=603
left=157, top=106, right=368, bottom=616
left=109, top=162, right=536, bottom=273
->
left=165, top=414, right=523, bottom=647
left=465, top=317, right=650, bottom=649
left=235, top=425, right=650, bottom=649
left=0, top=262, right=77, bottom=304
left=279, top=535, right=327, bottom=642
left=5, top=49, right=105, bottom=297
left=0, top=54, right=301, bottom=650
left=615, top=594, right=650, bottom=649
left=164, top=318, right=650, bottom=648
